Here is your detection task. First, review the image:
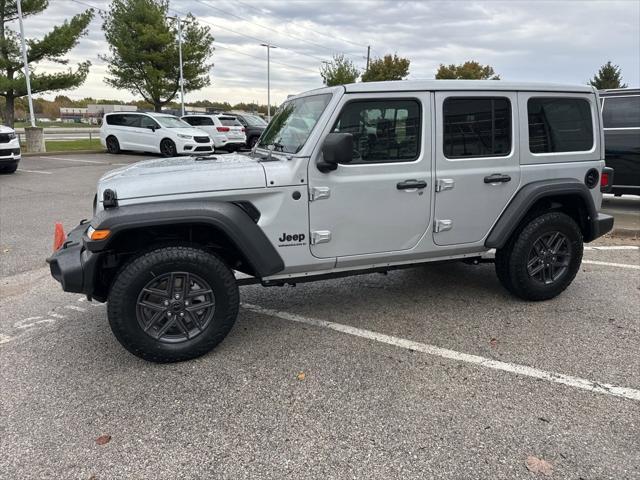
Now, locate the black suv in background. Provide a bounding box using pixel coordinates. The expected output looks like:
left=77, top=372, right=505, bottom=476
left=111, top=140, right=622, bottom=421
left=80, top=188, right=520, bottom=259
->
left=600, top=88, right=640, bottom=196
left=226, top=113, right=267, bottom=149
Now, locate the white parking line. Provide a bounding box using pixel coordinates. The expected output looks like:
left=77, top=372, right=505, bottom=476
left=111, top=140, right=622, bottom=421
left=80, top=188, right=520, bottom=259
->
left=0, top=333, right=14, bottom=344
left=39, top=156, right=108, bottom=165
left=583, top=260, right=640, bottom=270
left=584, top=246, right=639, bottom=251
left=242, top=303, right=640, bottom=402
left=17, top=168, right=52, bottom=174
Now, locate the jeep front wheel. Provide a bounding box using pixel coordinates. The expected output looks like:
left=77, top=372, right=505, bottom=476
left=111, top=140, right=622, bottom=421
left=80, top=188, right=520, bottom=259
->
left=495, top=212, right=583, bottom=301
left=107, top=246, right=239, bottom=362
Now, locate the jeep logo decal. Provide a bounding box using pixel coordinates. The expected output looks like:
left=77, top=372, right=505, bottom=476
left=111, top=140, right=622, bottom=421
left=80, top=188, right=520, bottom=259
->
left=277, top=232, right=306, bottom=247
left=279, top=232, right=305, bottom=242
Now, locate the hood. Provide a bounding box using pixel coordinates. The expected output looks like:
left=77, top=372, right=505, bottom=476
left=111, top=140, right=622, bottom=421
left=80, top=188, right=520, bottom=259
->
left=98, top=153, right=266, bottom=201
left=170, top=127, right=208, bottom=137
left=0, top=125, right=15, bottom=134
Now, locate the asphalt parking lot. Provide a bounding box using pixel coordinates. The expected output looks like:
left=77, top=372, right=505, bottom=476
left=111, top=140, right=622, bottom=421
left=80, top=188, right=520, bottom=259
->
left=1, top=153, right=639, bottom=479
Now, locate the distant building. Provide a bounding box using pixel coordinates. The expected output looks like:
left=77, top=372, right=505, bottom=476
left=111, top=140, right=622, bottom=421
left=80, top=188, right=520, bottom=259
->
left=87, top=104, right=137, bottom=124
left=60, top=107, right=88, bottom=123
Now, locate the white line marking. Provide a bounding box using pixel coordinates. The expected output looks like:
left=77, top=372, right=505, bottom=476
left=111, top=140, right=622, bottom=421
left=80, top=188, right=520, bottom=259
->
left=64, top=305, right=87, bottom=312
left=0, top=333, right=14, bottom=344
left=17, top=168, right=52, bottom=174
left=14, top=317, right=55, bottom=329
left=49, top=313, right=66, bottom=319
left=584, top=246, right=639, bottom=251
left=583, top=260, right=640, bottom=270
left=242, top=303, right=640, bottom=402
left=39, top=156, right=107, bottom=165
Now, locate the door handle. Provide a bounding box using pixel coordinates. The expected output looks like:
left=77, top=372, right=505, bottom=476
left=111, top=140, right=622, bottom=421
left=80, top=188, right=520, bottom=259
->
left=484, top=174, right=511, bottom=184
left=397, top=179, right=427, bottom=190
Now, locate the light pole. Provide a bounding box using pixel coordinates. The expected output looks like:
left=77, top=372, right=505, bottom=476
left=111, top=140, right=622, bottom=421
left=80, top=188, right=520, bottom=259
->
left=260, top=43, right=277, bottom=119
left=16, top=0, right=35, bottom=127
left=168, top=16, right=188, bottom=116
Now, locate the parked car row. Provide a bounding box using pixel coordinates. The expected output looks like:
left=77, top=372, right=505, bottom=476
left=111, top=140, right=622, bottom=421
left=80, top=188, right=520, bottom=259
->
left=98, top=111, right=267, bottom=158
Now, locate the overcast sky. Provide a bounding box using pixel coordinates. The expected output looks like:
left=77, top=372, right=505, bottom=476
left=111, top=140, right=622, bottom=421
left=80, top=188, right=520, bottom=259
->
left=18, top=0, right=640, bottom=105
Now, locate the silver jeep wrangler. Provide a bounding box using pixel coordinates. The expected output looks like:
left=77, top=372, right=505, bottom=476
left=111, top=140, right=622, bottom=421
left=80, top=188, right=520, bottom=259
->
left=48, top=81, right=614, bottom=362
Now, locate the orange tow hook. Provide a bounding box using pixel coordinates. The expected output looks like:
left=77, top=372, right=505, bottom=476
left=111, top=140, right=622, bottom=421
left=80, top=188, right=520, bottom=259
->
left=53, top=222, right=66, bottom=251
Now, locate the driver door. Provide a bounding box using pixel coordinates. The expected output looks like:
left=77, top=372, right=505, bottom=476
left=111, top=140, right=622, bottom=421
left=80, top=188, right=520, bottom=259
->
left=308, top=92, right=432, bottom=259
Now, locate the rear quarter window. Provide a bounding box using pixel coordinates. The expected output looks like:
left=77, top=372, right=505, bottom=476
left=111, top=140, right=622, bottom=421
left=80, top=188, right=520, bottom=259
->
left=528, top=97, right=593, bottom=153
left=218, top=117, right=241, bottom=126
left=602, top=96, right=640, bottom=128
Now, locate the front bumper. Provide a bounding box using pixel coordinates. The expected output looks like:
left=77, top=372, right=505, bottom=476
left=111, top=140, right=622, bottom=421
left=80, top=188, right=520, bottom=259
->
left=46, top=222, right=103, bottom=300
left=589, top=213, right=614, bottom=241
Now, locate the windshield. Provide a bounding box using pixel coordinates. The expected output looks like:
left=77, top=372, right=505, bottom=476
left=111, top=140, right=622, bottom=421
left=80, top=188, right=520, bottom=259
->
left=155, top=116, right=191, bottom=128
left=245, top=115, right=267, bottom=127
left=258, top=93, right=332, bottom=153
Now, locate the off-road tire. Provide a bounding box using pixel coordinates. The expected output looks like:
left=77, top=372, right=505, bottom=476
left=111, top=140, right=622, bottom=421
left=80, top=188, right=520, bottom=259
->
left=107, top=246, right=239, bottom=362
left=160, top=138, right=177, bottom=157
left=494, top=212, right=583, bottom=301
left=0, top=161, right=18, bottom=174
left=106, top=135, right=120, bottom=154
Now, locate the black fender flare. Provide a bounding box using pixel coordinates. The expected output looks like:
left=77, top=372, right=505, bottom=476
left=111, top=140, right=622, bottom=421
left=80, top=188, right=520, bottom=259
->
left=485, top=178, right=600, bottom=248
left=87, top=200, right=284, bottom=277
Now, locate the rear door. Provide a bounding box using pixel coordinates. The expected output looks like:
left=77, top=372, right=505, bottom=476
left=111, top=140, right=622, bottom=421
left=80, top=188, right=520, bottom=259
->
left=119, top=114, right=142, bottom=149
left=433, top=91, right=520, bottom=245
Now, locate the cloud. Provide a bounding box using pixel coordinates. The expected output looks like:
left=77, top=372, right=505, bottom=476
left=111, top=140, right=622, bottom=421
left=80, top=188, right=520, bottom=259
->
left=12, top=0, right=640, bottom=105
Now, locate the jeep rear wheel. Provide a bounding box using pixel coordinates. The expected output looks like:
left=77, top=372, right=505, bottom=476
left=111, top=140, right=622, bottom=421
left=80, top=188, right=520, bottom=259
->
left=107, top=246, right=239, bottom=362
left=495, top=212, right=583, bottom=301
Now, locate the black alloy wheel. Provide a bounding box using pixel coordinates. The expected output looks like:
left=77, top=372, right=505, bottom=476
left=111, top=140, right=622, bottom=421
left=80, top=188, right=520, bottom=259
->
left=526, top=231, right=572, bottom=285
left=160, top=138, right=177, bottom=157
left=136, top=272, right=216, bottom=343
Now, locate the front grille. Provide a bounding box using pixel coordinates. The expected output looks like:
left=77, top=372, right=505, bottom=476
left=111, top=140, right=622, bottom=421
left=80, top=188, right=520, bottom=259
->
left=0, top=148, right=16, bottom=157
left=0, top=134, right=12, bottom=143
left=194, top=136, right=210, bottom=143
left=194, top=146, right=212, bottom=152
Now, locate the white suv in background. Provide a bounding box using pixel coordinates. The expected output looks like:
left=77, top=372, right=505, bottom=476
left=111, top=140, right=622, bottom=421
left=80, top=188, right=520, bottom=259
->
left=0, top=125, right=21, bottom=174
left=100, top=112, right=214, bottom=157
left=181, top=114, right=246, bottom=151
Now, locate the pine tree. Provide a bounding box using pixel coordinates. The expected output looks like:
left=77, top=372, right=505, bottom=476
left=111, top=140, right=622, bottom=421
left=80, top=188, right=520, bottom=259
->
left=0, top=0, right=94, bottom=126
left=589, top=61, right=627, bottom=89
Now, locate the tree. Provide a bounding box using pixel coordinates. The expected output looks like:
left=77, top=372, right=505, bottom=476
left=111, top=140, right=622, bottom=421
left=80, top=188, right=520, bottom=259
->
left=320, top=54, right=359, bottom=86
left=589, top=61, right=627, bottom=89
left=102, top=0, right=214, bottom=113
left=361, top=54, right=410, bottom=82
left=0, top=0, right=93, bottom=126
left=435, top=61, right=500, bottom=80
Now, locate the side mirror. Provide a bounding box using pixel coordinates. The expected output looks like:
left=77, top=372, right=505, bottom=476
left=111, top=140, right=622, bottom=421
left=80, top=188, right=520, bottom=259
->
left=317, top=132, right=353, bottom=173
left=146, top=125, right=156, bottom=132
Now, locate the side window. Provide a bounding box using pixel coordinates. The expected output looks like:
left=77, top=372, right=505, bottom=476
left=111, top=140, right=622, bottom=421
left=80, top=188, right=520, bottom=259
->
left=106, top=114, right=124, bottom=126
left=602, top=96, right=640, bottom=128
left=183, top=117, right=199, bottom=126
left=528, top=98, right=593, bottom=153
left=199, top=117, right=214, bottom=126
left=332, top=99, right=420, bottom=164
left=122, top=114, right=141, bottom=128
left=443, top=97, right=511, bottom=158
left=140, top=116, right=159, bottom=129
